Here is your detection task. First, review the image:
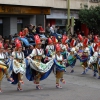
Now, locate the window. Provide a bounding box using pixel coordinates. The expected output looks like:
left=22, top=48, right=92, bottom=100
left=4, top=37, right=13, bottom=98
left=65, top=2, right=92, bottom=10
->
left=89, top=0, right=100, bottom=3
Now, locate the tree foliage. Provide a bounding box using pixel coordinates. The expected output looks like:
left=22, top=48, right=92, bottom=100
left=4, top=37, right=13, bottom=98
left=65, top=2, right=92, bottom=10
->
left=79, top=6, right=100, bottom=34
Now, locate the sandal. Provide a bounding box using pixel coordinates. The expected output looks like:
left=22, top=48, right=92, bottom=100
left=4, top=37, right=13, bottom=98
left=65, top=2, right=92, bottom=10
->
left=34, top=80, right=36, bottom=84
left=19, top=80, right=24, bottom=84
left=70, top=69, right=74, bottom=73
left=56, top=84, right=62, bottom=89
left=17, top=87, right=23, bottom=91
left=8, top=78, right=14, bottom=83
left=0, top=89, right=2, bottom=93
left=60, top=79, right=66, bottom=84
left=36, top=85, right=43, bottom=90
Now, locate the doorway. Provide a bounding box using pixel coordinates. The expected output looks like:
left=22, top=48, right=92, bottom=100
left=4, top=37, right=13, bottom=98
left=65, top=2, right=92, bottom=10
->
left=17, top=18, right=23, bottom=33
left=0, top=18, right=3, bottom=36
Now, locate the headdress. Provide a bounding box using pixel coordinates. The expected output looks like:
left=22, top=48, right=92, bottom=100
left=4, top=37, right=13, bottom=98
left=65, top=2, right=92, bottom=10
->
left=55, top=43, right=61, bottom=52
left=34, top=35, right=41, bottom=45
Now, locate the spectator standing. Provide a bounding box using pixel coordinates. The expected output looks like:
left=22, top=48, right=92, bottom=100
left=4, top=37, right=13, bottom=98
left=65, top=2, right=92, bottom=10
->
left=50, top=25, right=55, bottom=35
left=45, top=23, right=51, bottom=37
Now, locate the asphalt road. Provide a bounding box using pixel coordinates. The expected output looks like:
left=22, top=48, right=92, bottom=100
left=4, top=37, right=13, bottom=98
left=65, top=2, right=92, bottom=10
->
left=0, top=61, right=100, bottom=100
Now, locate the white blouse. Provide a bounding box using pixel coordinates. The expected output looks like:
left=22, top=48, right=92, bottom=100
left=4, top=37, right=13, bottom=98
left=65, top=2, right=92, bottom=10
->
left=46, top=45, right=54, bottom=51
left=30, top=48, right=44, bottom=57
left=0, top=53, right=5, bottom=59
left=53, top=54, right=63, bottom=61
left=12, top=52, right=24, bottom=59
left=60, top=44, right=66, bottom=50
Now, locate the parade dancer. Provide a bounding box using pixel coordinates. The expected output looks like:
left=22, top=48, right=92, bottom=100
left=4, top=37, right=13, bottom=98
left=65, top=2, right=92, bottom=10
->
left=91, top=35, right=98, bottom=52
left=52, top=36, right=58, bottom=45
left=77, top=38, right=90, bottom=74
left=67, top=47, right=77, bottom=73
left=87, top=44, right=98, bottom=77
left=9, top=39, right=26, bottom=91
left=0, top=42, right=14, bottom=93
left=86, top=37, right=99, bottom=74
left=26, top=35, right=53, bottom=90
left=60, top=35, right=68, bottom=60
left=77, top=44, right=83, bottom=57
left=76, top=34, right=83, bottom=51
left=53, top=43, right=66, bottom=88
left=66, top=39, right=77, bottom=73
left=45, top=38, right=55, bottom=59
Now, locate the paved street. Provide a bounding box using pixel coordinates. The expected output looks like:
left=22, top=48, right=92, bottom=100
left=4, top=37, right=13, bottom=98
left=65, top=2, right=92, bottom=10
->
left=0, top=61, right=100, bottom=100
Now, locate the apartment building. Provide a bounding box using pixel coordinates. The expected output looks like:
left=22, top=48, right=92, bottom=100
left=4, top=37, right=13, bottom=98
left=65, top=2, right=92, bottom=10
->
left=0, top=0, right=99, bottom=36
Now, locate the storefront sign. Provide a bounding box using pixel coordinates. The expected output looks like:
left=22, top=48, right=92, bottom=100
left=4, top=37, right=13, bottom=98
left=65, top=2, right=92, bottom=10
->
left=46, top=9, right=79, bottom=19
left=0, top=5, right=50, bottom=15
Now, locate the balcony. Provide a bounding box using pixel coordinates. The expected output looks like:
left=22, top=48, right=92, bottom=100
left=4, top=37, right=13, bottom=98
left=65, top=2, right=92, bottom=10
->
left=89, top=0, right=100, bottom=3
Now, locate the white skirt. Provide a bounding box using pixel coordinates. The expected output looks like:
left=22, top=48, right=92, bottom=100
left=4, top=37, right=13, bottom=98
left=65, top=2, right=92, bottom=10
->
left=28, top=58, right=54, bottom=73
left=12, top=59, right=26, bottom=74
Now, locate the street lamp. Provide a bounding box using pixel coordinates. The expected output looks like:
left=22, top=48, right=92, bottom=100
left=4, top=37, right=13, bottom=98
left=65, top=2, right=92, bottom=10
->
left=67, top=0, right=70, bottom=34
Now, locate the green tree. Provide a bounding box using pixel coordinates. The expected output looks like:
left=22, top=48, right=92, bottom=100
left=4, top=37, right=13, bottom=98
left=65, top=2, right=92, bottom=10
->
left=79, top=6, right=100, bottom=35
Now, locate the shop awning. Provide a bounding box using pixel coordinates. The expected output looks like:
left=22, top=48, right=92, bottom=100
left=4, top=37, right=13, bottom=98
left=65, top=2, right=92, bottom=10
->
left=0, top=5, right=51, bottom=15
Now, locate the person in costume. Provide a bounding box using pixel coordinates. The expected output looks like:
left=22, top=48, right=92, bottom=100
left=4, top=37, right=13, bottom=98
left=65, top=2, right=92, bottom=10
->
left=45, top=38, right=55, bottom=59
left=77, top=38, right=90, bottom=74
left=75, top=34, right=83, bottom=52
left=66, top=47, right=77, bottom=73
left=60, top=35, right=69, bottom=60
left=91, top=35, right=98, bottom=52
left=77, top=44, right=83, bottom=57
left=4, top=47, right=13, bottom=67
left=44, top=36, right=58, bottom=62
left=26, top=35, right=53, bottom=90
left=0, top=42, right=14, bottom=93
left=80, top=51, right=89, bottom=75
left=51, top=36, right=58, bottom=45
left=87, top=43, right=98, bottom=77
left=85, top=38, right=99, bottom=74
left=66, top=38, right=77, bottom=73
left=53, top=43, right=66, bottom=88
left=6, top=48, right=12, bottom=58
left=10, top=39, right=26, bottom=91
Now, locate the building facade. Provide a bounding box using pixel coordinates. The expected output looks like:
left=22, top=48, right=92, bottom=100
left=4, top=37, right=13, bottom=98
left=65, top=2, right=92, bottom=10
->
left=0, top=0, right=99, bottom=36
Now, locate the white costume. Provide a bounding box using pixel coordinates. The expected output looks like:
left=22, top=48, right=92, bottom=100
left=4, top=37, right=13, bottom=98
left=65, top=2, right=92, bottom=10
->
left=11, top=51, right=26, bottom=74
left=29, top=48, right=53, bottom=73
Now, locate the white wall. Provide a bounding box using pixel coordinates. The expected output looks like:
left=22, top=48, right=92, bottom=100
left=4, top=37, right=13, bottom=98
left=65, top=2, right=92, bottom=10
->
left=30, top=15, right=36, bottom=26
left=0, top=0, right=54, bottom=7
left=10, top=17, right=17, bottom=35
left=0, top=0, right=99, bottom=10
